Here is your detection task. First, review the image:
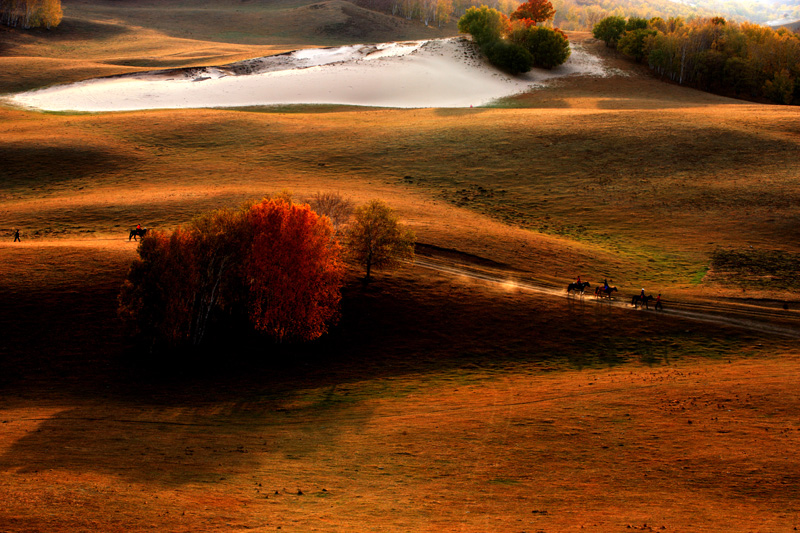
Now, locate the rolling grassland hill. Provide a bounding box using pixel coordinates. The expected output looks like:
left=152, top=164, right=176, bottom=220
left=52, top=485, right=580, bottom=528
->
left=0, top=0, right=455, bottom=93
left=780, top=18, right=800, bottom=30
left=1, top=4, right=800, bottom=532
left=63, top=0, right=456, bottom=45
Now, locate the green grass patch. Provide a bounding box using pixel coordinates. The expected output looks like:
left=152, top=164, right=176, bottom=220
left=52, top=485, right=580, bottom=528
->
left=488, top=477, right=521, bottom=485
left=223, top=104, right=380, bottom=114
left=690, top=265, right=709, bottom=285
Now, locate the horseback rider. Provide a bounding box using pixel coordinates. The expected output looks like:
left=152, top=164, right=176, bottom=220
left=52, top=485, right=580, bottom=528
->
left=576, top=275, right=582, bottom=286
left=640, top=288, right=646, bottom=300
left=603, top=279, right=609, bottom=291
left=136, top=223, right=142, bottom=231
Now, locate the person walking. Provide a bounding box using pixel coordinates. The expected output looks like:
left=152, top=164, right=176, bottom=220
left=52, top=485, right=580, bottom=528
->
left=13, top=229, right=20, bottom=242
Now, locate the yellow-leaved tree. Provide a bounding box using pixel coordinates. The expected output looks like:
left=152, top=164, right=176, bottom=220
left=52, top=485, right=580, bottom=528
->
left=346, top=200, right=415, bottom=281
left=1, top=0, right=62, bottom=29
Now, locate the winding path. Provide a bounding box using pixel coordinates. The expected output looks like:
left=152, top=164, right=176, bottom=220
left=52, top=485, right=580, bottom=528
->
left=411, top=256, right=800, bottom=339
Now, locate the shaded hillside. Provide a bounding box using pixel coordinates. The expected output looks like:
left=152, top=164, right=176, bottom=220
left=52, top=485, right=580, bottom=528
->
left=62, top=0, right=456, bottom=45
left=776, top=18, right=800, bottom=31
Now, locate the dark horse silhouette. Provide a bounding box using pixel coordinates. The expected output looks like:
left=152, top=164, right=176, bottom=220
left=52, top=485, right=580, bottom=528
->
left=595, top=286, right=618, bottom=298
left=567, top=281, right=591, bottom=295
left=129, top=227, right=148, bottom=241
left=631, top=294, right=655, bottom=309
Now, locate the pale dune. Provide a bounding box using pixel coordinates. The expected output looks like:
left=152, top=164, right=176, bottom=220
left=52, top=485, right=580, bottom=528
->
left=8, top=38, right=616, bottom=112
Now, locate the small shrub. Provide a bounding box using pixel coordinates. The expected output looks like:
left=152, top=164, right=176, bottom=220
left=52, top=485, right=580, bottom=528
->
left=485, top=40, right=534, bottom=74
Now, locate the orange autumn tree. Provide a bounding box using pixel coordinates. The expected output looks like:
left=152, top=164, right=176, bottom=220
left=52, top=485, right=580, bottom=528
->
left=245, top=198, right=344, bottom=342
left=510, top=0, right=555, bottom=27
left=119, top=197, right=345, bottom=350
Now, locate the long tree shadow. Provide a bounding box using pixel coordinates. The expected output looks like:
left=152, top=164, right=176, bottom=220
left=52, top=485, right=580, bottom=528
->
left=0, top=143, right=139, bottom=192
left=22, top=17, right=134, bottom=43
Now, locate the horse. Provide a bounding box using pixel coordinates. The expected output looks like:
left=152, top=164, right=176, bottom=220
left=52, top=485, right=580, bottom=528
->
left=129, top=227, right=148, bottom=241
left=631, top=294, right=655, bottom=309
left=595, top=286, right=618, bottom=299
left=567, top=281, right=591, bottom=295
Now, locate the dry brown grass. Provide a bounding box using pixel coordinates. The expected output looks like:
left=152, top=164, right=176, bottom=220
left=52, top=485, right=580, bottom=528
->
left=1, top=246, right=799, bottom=531
left=3, top=89, right=799, bottom=295
left=2, top=7, right=800, bottom=532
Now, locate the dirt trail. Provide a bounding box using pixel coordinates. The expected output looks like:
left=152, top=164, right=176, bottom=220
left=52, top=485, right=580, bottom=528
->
left=412, top=256, right=800, bottom=339
left=4, top=236, right=798, bottom=339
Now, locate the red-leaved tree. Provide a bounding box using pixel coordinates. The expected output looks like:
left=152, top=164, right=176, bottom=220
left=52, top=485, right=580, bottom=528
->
left=245, top=198, right=344, bottom=342
left=510, top=0, right=555, bottom=27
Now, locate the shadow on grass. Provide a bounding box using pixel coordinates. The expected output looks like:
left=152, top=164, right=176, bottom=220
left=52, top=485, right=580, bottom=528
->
left=25, top=17, right=133, bottom=42
left=0, top=142, right=137, bottom=191
left=0, top=262, right=758, bottom=404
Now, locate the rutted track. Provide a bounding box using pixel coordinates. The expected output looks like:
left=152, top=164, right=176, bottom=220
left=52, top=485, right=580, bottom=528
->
left=411, top=256, right=800, bottom=339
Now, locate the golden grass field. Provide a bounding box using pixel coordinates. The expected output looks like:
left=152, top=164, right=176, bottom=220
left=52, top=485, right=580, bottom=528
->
left=1, top=1, right=800, bottom=531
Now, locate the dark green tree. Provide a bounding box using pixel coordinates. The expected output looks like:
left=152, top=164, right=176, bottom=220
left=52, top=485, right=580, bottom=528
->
left=458, top=6, right=509, bottom=48
left=485, top=40, right=534, bottom=74
left=618, top=28, right=656, bottom=62
left=625, top=16, right=648, bottom=31
left=593, top=16, right=627, bottom=48
left=511, top=25, right=571, bottom=68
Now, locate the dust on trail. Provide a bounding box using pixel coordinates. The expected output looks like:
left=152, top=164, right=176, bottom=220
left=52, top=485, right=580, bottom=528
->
left=412, top=257, right=800, bottom=339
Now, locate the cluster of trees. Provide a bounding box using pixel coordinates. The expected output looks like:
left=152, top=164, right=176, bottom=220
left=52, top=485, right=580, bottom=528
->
left=0, top=0, right=61, bottom=29
left=119, top=195, right=414, bottom=351
left=594, top=15, right=800, bottom=104
left=458, top=0, right=570, bottom=74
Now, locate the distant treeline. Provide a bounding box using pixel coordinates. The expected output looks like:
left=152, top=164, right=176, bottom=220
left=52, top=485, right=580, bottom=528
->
left=595, top=16, right=800, bottom=104
left=0, top=0, right=62, bottom=29
left=355, top=0, right=519, bottom=27
left=551, top=0, right=723, bottom=31
left=357, top=0, right=800, bottom=31
left=553, top=0, right=800, bottom=30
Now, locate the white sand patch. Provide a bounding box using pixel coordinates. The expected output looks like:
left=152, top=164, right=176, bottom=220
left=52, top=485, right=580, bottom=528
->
left=8, top=38, right=621, bottom=112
